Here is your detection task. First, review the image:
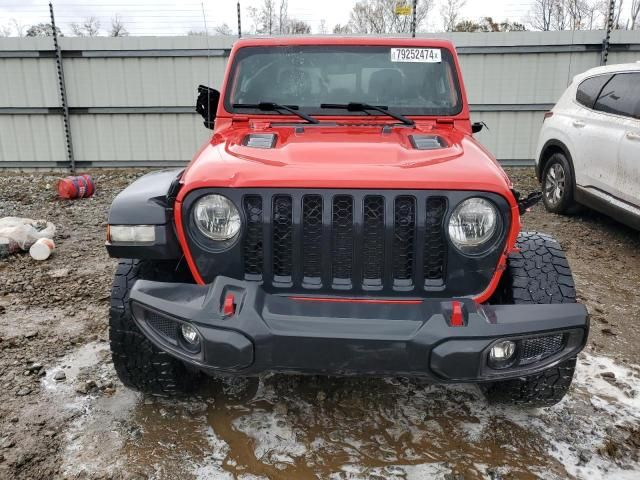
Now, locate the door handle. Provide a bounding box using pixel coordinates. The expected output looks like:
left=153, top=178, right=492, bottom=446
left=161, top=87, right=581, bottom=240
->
left=626, top=131, right=640, bottom=141
left=572, top=120, right=586, bottom=128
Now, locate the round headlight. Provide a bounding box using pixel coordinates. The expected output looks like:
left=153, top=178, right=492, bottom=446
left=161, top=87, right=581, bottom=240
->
left=193, top=194, right=241, bottom=241
left=448, top=198, right=499, bottom=253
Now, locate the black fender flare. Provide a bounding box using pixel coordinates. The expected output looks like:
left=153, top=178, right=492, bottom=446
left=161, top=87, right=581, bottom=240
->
left=106, top=169, right=184, bottom=259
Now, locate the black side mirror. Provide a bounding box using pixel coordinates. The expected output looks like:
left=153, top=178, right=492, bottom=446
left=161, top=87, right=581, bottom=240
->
left=196, top=85, right=220, bottom=129
left=472, top=121, right=488, bottom=134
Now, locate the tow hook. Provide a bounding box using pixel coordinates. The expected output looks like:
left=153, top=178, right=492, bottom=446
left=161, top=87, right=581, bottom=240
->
left=515, top=191, right=542, bottom=214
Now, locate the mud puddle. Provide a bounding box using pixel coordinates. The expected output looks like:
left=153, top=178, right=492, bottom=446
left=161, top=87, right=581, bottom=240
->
left=44, top=349, right=640, bottom=480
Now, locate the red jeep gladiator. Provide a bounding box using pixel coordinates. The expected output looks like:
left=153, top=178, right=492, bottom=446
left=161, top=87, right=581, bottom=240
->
left=106, top=37, right=588, bottom=407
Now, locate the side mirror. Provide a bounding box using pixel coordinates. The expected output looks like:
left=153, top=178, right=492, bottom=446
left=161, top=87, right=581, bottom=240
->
left=472, top=121, right=487, bottom=134
left=196, top=85, right=220, bottom=129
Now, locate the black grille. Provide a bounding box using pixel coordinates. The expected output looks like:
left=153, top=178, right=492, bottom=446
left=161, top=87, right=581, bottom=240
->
left=302, top=195, right=323, bottom=281
left=243, top=196, right=263, bottom=276
left=393, top=196, right=416, bottom=284
left=424, top=197, right=447, bottom=283
left=362, top=196, right=384, bottom=284
left=272, top=195, right=293, bottom=278
left=241, top=191, right=452, bottom=294
left=146, top=311, right=179, bottom=341
left=332, top=195, right=354, bottom=282
left=520, top=334, right=564, bottom=365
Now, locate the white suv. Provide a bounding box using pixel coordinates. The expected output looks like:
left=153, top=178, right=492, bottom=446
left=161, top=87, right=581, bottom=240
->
left=535, top=63, right=640, bottom=229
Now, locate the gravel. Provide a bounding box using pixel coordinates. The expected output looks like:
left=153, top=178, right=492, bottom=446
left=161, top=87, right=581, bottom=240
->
left=0, top=167, right=639, bottom=479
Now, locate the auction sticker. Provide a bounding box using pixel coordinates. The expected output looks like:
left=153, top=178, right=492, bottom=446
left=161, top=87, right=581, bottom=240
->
left=390, top=48, right=441, bottom=63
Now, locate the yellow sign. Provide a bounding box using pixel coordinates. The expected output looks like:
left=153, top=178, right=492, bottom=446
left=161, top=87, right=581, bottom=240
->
left=395, top=2, right=412, bottom=16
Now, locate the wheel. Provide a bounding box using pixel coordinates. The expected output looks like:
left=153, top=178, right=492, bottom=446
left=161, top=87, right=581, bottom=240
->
left=483, top=232, right=578, bottom=407
left=541, top=152, right=578, bottom=214
left=109, top=259, right=201, bottom=396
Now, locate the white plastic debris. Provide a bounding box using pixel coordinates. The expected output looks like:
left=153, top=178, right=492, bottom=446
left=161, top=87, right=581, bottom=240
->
left=0, top=217, right=56, bottom=258
left=29, top=238, right=56, bottom=261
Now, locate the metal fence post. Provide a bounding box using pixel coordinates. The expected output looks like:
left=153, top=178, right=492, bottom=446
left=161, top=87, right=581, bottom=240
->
left=49, top=2, right=75, bottom=172
left=411, top=0, right=417, bottom=37
left=601, top=0, right=615, bottom=66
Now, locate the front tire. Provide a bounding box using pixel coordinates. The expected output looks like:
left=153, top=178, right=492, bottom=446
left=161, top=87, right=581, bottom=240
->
left=541, top=152, right=577, bottom=214
left=109, top=259, right=201, bottom=396
left=483, top=232, right=578, bottom=407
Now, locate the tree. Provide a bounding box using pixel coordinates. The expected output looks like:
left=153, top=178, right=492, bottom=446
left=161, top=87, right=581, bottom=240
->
left=249, top=0, right=277, bottom=34
left=632, top=0, right=640, bottom=28
left=529, top=0, right=606, bottom=31
left=318, top=19, right=328, bottom=34
left=0, top=25, right=13, bottom=37
left=288, top=19, right=311, bottom=34
left=453, top=17, right=526, bottom=32
left=71, top=17, right=101, bottom=37
left=11, top=19, right=25, bottom=37
left=610, top=0, right=626, bottom=29
left=347, top=0, right=435, bottom=34
left=110, top=15, right=128, bottom=37
left=278, top=0, right=289, bottom=33
left=441, top=0, right=467, bottom=31
left=213, top=23, right=234, bottom=35
left=333, top=23, right=352, bottom=34
left=25, top=23, right=63, bottom=37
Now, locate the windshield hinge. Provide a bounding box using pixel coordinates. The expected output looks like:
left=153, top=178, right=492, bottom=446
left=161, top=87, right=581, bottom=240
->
left=435, top=118, right=454, bottom=127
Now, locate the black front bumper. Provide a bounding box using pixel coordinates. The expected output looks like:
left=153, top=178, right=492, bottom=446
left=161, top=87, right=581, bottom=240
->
left=129, top=276, right=589, bottom=382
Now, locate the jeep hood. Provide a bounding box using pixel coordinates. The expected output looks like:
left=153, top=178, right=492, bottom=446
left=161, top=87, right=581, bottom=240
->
left=180, top=124, right=512, bottom=195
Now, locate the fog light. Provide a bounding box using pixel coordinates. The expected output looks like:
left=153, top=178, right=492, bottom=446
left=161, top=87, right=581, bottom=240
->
left=180, top=324, right=200, bottom=345
left=488, top=340, right=516, bottom=369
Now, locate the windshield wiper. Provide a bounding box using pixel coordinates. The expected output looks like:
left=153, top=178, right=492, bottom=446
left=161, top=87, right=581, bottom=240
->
left=320, top=102, right=415, bottom=126
left=233, top=102, right=319, bottom=124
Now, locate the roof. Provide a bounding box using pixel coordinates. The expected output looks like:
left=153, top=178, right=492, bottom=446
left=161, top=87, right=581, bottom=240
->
left=573, top=62, right=640, bottom=83
left=232, top=36, right=456, bottom=50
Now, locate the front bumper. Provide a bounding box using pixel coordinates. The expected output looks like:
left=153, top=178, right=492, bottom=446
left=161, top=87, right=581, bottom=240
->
left=129, top=276, right=589, bottom=382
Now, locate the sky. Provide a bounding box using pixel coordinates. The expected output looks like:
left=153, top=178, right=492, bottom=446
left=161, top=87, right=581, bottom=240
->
left=0, top=0, right=625, bottom=36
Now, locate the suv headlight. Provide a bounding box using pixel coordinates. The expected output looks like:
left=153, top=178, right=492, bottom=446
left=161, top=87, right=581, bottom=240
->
left=193, top=194, right=241, bottom=241
left=448, top=198, right=499, bottom=253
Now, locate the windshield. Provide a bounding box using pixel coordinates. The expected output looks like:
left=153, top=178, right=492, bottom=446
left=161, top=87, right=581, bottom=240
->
left=225, top=45, right=463, bottom=117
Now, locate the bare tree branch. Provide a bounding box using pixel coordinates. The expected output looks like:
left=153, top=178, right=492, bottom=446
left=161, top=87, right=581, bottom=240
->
left=631, top=0, right=640, bottom=28
left=71, top=17, right=101, bottom=37
left=348, top=0, right=435, bottom=34
left=110, top=15, right=128, bottom=37
left=441, top=0, right=467, bottom=31
left=10, top=19, right=25, bottom=37
left=213, top=23, right=234, bottom=35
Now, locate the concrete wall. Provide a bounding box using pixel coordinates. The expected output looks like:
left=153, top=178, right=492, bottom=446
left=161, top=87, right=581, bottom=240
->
left=1, top=31, right=638, bottom=168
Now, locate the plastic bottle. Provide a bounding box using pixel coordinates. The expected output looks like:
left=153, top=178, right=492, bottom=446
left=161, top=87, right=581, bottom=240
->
left=29, top=238, right=55, bottom=261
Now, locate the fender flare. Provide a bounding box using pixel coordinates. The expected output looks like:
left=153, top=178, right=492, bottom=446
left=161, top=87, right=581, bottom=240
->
left=106, top=168, right=184, bottom=259
left=536, top=139, right=576, bottom=186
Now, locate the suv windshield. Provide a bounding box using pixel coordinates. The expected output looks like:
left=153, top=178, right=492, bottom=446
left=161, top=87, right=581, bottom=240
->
left=225, top=45, right=463, bottom=117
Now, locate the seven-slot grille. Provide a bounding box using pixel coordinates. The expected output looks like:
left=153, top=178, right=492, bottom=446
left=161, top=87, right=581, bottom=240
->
left=242, top=192, right=448, bottom=293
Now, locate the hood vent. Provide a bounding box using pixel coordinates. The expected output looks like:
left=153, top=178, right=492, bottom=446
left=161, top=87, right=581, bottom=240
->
left=243, top=133, right=277, bottom=149
left=409, top=135, right=448, bottom=150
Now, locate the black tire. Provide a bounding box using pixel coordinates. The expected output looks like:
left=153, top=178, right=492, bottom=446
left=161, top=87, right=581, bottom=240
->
left=109, top=259, right=201, bottom=396
left=483, top=232, right=578, bottom=407
left=541, top=152, right=578, bottom=214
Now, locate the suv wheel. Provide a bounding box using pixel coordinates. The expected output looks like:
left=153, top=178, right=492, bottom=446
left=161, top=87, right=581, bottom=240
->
left=541, top=152, right=577, bottom=214
left=483, top=232, right=578, bottom=407
left=109, top=259, right=201, bottom=396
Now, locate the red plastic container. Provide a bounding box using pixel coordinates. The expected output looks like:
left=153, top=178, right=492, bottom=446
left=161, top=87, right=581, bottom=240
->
left=57, top=175, right=95, bottom=199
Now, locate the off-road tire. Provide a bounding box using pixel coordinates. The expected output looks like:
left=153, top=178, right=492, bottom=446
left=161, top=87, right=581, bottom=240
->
left=541, top=152, right=579, bottom=215
left=109, top=259, right=200, bottom=396
left=483, top=232, right=578, bottom=407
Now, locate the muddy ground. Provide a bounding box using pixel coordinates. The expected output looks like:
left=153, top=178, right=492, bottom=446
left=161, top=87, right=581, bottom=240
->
left=0, top=168, right=639, bottom=480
